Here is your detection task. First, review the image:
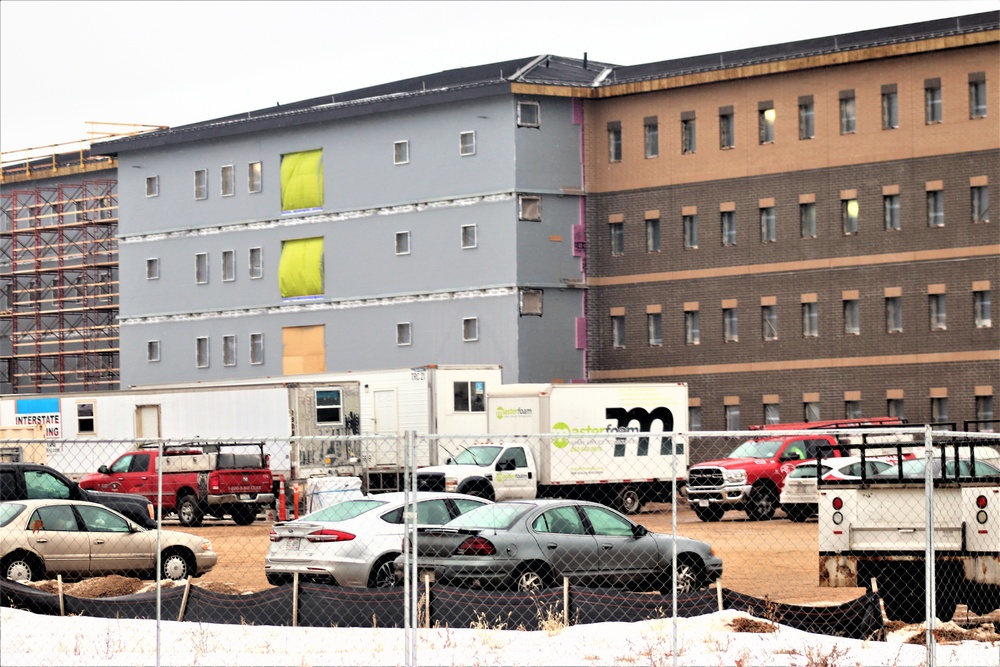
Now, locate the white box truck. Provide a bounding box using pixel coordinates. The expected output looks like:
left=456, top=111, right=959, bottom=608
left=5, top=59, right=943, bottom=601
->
left=416, top=383, right=688, bottom=513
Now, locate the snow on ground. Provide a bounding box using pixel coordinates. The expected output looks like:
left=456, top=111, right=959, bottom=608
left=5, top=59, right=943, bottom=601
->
left=1, top=606, right=998, bottom=666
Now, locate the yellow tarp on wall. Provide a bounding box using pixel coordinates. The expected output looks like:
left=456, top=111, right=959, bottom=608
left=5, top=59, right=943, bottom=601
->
left=280, top=149, right=324, bottom=212
left=279, top=237, right=324, bottom=298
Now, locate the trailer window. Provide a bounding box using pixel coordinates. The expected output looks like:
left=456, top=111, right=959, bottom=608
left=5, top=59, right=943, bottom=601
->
left=454, top=381, right=486, bottom=412
left=77, top=402, right=95, bottom=434
left=316, top=389, right=343, bottom=425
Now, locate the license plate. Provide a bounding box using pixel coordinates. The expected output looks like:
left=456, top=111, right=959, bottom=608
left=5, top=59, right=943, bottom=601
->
left=239, top=494, right=252, bottom=500
left=287, top=538, right=301, bottom=551
left=697, top=500, right=709, bottom=507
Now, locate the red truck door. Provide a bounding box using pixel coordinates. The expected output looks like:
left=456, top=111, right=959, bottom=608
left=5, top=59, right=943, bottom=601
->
left=96, top=452, right=154, bottom=498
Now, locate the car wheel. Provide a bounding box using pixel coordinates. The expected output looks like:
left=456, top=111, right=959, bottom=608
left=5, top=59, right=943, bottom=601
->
left=673, top=560, right=702, bottom=593
left=692, top=504, right=725, bottom=522
left=368, top=554, right=400, bottom=588
left=231, top=506, right=258, bottom=526
left=514, top=565, right=549, bottom=593
left=177, top=495, right=204, bottom=527
left=784, top=504, right=815, bottom=523
left=2, top=553, right=41, bottom=582
left=161, top=549, right=194, bottom=581
left=745, top=486, right=777, bottom=521
left=616, top=486, right=642, bottom=515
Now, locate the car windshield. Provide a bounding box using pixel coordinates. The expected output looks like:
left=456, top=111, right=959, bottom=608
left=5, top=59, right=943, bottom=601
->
left=729, top=439, right=783, bottom=459
left=788, top=464, right=830, bottom=479
left=0, top=503, right=26, bottom=527
left=444, top=503, right=532, bottom=530
left=450, top=446, right=502, bottom=466
left=300, top=499, right=386, bottom=522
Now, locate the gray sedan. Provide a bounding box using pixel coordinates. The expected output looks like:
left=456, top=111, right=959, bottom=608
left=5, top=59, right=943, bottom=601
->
left=395, top=498, right=722, bottom=593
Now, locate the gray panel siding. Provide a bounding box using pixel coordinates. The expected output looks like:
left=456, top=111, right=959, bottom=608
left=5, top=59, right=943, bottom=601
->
left=516, top=288, right=585, bottom=383
left=514, top=96, right=584, bottom=192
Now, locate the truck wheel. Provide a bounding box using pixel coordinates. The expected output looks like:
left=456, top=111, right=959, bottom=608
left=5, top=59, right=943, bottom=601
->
left=616, top=486, right=642, bottom=515
left=177, top=495, right=204, bottom=527
left=745, top=486, right=777, bottom=521
left=692, top=504, right=725, bottom=522
left=460, top=483, right=495, bottom=502
left=784, top=504, right=814, bottom=523
left=231, top=506, right=258, bottom=526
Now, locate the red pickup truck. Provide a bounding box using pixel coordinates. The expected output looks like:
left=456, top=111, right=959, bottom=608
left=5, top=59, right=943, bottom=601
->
left=79, top=442, right=275, bottom=526
left=684, top=418, right=904, bottom=522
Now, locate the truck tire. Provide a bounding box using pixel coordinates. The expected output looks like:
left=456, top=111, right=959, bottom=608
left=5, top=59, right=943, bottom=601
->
left=458, top=481, right=495, bottom=502
left=745, top=485, right=777, bottom=521
left=177, top=495, right=204, bottom=527
left=231, top=506, right=258, bottom=526
left=692, top=504, right=725, bottom=522
left=878, top=565, right=958, bottom=624
left=616, top=486, right=642, bottom=515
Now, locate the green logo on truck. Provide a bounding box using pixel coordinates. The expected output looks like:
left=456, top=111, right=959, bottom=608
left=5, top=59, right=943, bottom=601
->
left=495, top=405, right=532, bottom=420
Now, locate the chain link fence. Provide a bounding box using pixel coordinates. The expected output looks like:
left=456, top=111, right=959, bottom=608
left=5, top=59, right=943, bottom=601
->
left=1, top=426, right=998, bottom=664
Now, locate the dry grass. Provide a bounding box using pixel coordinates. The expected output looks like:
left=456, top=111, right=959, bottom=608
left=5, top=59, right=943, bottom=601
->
left=728, top=616, right=778, bottom=633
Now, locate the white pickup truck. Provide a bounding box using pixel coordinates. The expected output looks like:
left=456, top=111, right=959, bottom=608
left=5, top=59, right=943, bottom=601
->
left=817, top=430, right=1000, bottom=623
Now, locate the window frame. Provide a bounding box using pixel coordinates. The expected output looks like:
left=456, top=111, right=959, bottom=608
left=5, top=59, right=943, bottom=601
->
left=845, top=400, right=862, bottom=420
left=683, top=214, right=698, bottom=249
left=248, top=161, right=262, bottom=194
left=316, top=389, right=344, bottom=425
left=195, top=252, right=209, bottom=285
left=839, top=93, right=856, bottom=135
left=394, top=140, right=410, bottom=165
left=925, top=81, right=943, bottom=124
left=843, top=299, right=860, bottom=335
left=459, top=131, right=476, bottom=157
left=645, top=218, right=660, bottom=252
left=764, top=404, right=781, bottom=425
left=644, top=117, right=659, bottom=158
left=842, top=199, right=859, bottom=235
left=974, top=289, right=992, bottom=328
left=453, top=381, right=486, bottom=413
left=146, top=340, right=161, bottom=363
left=221, top=164, right=235, bottom=197
left=250, top=332, right=264, bottom=365
left=969, top=77, right=988, bottom=119
left=395, top=231, right=411, bottom=256
left=194, top=168, right=208, bottom=200
left=725, top=405, right=740, bottom=431
left=723, top=307, right=739, bottom=343
left=222, top=249, right=236, bottom=282
left=798, top=99, right=815, bottom=140
left=609, top=222, right=624, bottom=256
left=461, top=224, right=477, bottom=249
left=719, top=109, right=735, bottom=149
left=758, top=105, right=775, bottom=144
left=972, top=186, right=990, bottom=224
left=195, top=336, right=210, bottom=369
left=760, top=207, right=776, bottom=243
left=927, top=190, right=944, bottom=227
left=517, top=101, right=541, bottom=128
left=223, top=334, right=237, bottom=367
left=612, top=315, right=626, bottom=349
left=884, top=194, right=901, bottom=230
left=886, top=296, right=903, bottom=333
left=762, top=305, right=778, bottom=341
left=800, top=202, right=817, bottom=239
left=881, top=88, right=899, bottom=130
left=145, top=175, right=159, bottom=198
left=396, top=322, right=412, bottom=347
left=681, top=116, right=697, bottom=154
left=518, top=195, right=542, bottom=222
left=647, top=312, right=662, bottom=347
left=249, top=247, right=263, bottom=279
left=721, top=211, right=736, bottom=246
left=608, top=122, right=622, bottom=162
left=929, top=293, right=947, bottom=331
left=802, top=302, right=819, bottom=338
left=463, top=317, right=479, bottom=342
left=146, top=257, right=160, bottom=280
left=685, top=310, right=700, bottom=345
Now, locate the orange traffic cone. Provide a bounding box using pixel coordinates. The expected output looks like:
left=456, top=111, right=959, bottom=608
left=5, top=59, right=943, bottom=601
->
left=278, top=483, right=287, bottom=521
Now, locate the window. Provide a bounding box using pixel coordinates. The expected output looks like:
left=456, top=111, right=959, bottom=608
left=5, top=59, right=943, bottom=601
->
left=762, top=305, right=778, bottom=341
left=645, top=218, right=660, bottom=252
left=195, top=253, right=209, bottom=284
left=758, top=103, right=775, bottom=144
left=800, top=203, right=816, bottom=239
left=888, top=398, right=905, bottom=420
left=396, top=322, right=412, bottom=346
left=974, top=289, right=992, bottom=327
left=685, top=310, right=700, bottom=345
left=681, top=113, right=696, bottom=154
left=459, top=131, right=476, bottom=156
left=884, top=194, right=901, bottom=230
left=881, top=85, right=899, bottom=129
left=683, top=214, right=698, bottom=249
left=612, top=315, right=625, bottom=348
left=804, top=402, right=821, bottom=423
left=461, top=224, right=477, bottom=249
left=839, top=91, right=856, bottom=134
left=280, top=149, right=323, bottom=212
left=145, top=175, right=159, bottom=197
left=250, top=333, right=264, bottom=365
left=647, top=313, right=662, bottom=346
left=976, top=396, right=995, bottom=427
left=248, top=161, right=262, bottom=193
left=842, top=199, right=859, bottom=235
left=719, top=107, right=735, bottom=148
left=518, top=195, right=541, bottom=221
left=519, top=288, right=543, bottom=316
left=725, top=405, right=740, bottom=430
left=146, top=340, right=160, bottom=363
left=969, top=73, right=987, bottom=118
left=394, top=140, right=409, bottom=165
left=279, top=237, right=324, bottom=299
left=930, top=294, right=947, bottom=331
left=196, top=337, right=210, bottom=368
left=723, top=308, right=738, bottom=342
left=454, top=381, right=486, bottom=412
left=798, top=96, right=814, bottom=139
left=221, top=164, right=235, bottom=197
left=222, top=250, right=236, bottom=282
left=721, top=211, right=736, bottom=246
left=844, top=299, right=860, bottom=335
left=760, top=207, right=775, bottom=243
left=925, top=79, right=942, bottom=124
left=316, top=389, right=343, bottom=424
left=927, top=190, right=944, bottom=227
left=146, top=258, right=160, bottom=280
left=931, top=397, right=949, bottom=425
left=395, top=231, right=410, bottom=256
left=689, top=406, right=702, bottom=430
left=764, top=404, right=780, bottom=425
left=463, top=317, right=478, bottom=342
left=802, top=302, right=819, bottom=337
left=644, top=117, right=658, bottom=158
left=194, top=169, right=208, bottom=200
left=845, top=400, right=862, bottom=419
left=972, top=186, right=990, bottom=223
left=517, top=101, right=540, bottom=128
left=608, top=122, right=622, bottom=162
left=249, top=247, right=263, bottom=279
left=223, top=335, right=236, bottom=367
left=886, top=296, right=903, bottom=333
left=609, top=222, right=624, bottom=255
left=76, top=402, right=95, bottom=434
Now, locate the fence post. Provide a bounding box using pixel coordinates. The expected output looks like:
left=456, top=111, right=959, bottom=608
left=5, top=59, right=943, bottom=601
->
left=923, top=424, right=936, bottom=667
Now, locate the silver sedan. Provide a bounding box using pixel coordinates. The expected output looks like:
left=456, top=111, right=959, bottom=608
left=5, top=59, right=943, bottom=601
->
left=395, top=498, right=723, bottom=593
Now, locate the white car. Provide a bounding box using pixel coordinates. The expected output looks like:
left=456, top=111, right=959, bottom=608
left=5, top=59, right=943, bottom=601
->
left=779, top=456, right=900, bottom=522
left=264, top=491, right=490, bottom=588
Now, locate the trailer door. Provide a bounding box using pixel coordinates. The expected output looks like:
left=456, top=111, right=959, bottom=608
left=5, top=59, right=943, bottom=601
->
left=373, top=390, right=398, bottom=434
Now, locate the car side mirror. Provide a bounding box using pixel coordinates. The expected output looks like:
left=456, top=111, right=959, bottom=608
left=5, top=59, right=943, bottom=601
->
left=631, top=524, right=648, bottom=538
left=98, top=465, right=110, bottom=474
